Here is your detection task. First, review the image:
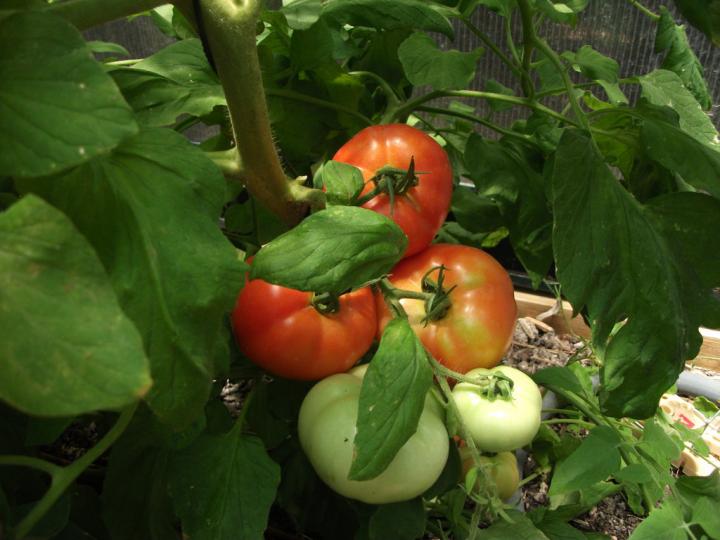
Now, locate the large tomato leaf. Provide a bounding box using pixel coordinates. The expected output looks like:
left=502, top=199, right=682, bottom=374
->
left=638, top=70, right=718, bottom=147
left=671, top=0, right=720, bottom=45
left=654, top=7, right=712, bottom=110
left=398, top=32, right=482, bottom=91
left=168, top=422, right=281, bottom=540
left=250, top=206, right=407, bottom=295
left=552, top=129, right=720, bottom=418
left=349, top=319, right=433, bottom=481
left=111, top=39, right=226, bottom=127
left=0, top=11, right=138, bottom=177
left=638, top=104, right=720, bottom=200
left=102, top=408, right=180, bottom=540
left=548, top=426, right=622, bottom=496
left=322, top=0, right=455, bottom=39
left=0, top=195, right=150, bottom=416
left=17, top=128, right=244, bottom=427
left=464, top=136, right=553, bottom=287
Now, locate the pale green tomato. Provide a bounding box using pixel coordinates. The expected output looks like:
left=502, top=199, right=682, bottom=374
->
left=452, top=365, right=542, bottom=452
left=460, top=448, right=520, bottom=500
left=298, top=366, right=449, bottom=504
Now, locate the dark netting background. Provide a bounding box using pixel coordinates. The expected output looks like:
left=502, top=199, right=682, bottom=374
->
left=86, top=0, right=720, bottom=135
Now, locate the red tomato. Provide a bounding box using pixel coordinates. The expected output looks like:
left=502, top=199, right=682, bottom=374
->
left=332, top=124, right=452, bottom=258
left=377, top=244, right=517, bottom=373
left=232, top=279, right=377, bottom=380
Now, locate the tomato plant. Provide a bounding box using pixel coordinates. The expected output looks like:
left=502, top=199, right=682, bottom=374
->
left=332, top=124, right=453, bottom=258
left=377, top=243, right=517, bottom=373
left=297, top=365, right=449, bottom=504
left=453, top=366, right=542, bottom=452
left=231, top=278, right=376, bottom=380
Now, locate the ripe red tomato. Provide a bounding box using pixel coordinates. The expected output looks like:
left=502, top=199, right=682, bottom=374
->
left=332, top=124, right=452, bottom=258
left=376, top=244, right=517, bottom=373
left=232, top=280, right=377, bottom=380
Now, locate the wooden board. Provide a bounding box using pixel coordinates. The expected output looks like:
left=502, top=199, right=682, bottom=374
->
left=514, top=291, right=720, bottom=373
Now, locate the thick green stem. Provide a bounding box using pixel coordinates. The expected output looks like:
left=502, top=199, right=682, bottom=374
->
left=15, top=404, right=137, bottom=540
left=517, top=0, right=536, bottom=99
left=516, top=0, right=589, bottom=130
left=200, top=0, right=308, bottom=226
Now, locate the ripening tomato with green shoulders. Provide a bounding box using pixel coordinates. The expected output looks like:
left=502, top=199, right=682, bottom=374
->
left=231, top=276, right=376, bottom=380
left=376, top=243, right=517, bottom=373
left=298, top=365, right=450, bottom=504
left=332, top=124, right=452, bottom=258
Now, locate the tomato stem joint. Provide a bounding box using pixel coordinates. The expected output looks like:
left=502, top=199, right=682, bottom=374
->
left=310, top=291, right=341, bottom=315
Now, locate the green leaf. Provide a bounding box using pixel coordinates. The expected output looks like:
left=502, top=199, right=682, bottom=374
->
left=349, top=319, right=434, bottom=480
left=614, top=463, right=653, bottom=484
left=102, top=407, right=178, bottom=540
left=482, top=510, right=550, bottom=539
left=692, top=496, right=720, bottom=539
left=250, top=206, right=407, bottom=295
left=450, top=185, right=505, bottom=234
left=655, top=7, right=711, bottom=110
left=0, top=11, right=138, bottom=177
left=368, top=498, right=426, bottom=540
left=111, top=39, right=226, bottom=127
left=18, top=128, right=244, bottom=427
left=24, top=417, right=73, bottom=446
left=534, top=0, right=589, bottom=25
left=672, top=0, right=720, bottom=45
left=532, top=367, right=588, bottom=399
left=289, top=19, right=336, bottom=70
left=282, top=0, right=322, bottom=30
left=0, top=196, right=151, bottom=416
left=552, top=129, right=720, bottom=418
left=169, top=422, right=281, bottom=540
left=639, top=69, right=718, bottom=147
left=484, top=79, right=515, bottom=111
left=638, top=418, right=683, bottom=466
left=629, top=501, right=687, bottom=540
left=598, top=80, right=628, bottom=105
left=322, top=0, right=455, bottom=39
left=464, top=136, right=552, bottom=286
left=549, top=426, right=622, bottom=496
left=398, top=32, right=482, bottom=90
left=568, top=45, right=619, bottom=83
left=318, top=160, right=365, bottom=205
left=637, top=104, right=720, bottom=199
left=693, top=396, right=719, bottom=418
left=87, top=40, right=130, bottom=57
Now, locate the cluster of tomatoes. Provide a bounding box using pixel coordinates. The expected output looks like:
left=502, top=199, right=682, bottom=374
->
left=231, top=124, right=541, bottom=504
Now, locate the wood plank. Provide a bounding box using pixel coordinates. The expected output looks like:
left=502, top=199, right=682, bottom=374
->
left=514, top=291, right=720, bottom=373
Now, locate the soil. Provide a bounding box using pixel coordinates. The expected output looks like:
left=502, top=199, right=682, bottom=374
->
left=506, top=317, right=643, bottom=540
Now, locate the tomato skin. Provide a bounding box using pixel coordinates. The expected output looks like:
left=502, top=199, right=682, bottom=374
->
left=332, top=124, right=452, bottom=258
left=298, top=366, right=449, bottom=504
left=231, top=280, right=377, bottom=380
left=376, top=244, right=517, bottom=373
left=460, top=448, right=520, bottom=500
left=453, top=366, right=542, bottom=452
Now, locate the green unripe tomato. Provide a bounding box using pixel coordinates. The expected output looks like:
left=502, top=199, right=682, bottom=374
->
left=460, top=448, right=520, bottom=500
left=298, top=366, right=449, bottom=504
left=453, top=365, right=542, bottom=452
